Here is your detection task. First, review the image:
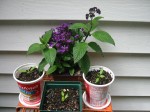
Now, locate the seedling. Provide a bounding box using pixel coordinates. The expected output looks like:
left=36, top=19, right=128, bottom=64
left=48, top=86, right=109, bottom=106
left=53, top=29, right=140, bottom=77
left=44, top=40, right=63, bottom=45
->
left=18, top=67, right=36, bottom=74
left=61, top=89, right=69, bottom=102
left=95, top=69, right=105, bottom=83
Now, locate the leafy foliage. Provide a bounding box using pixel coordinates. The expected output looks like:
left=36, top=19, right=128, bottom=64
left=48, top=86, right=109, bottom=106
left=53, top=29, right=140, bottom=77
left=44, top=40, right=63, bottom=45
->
left=78, top=53, right=90, bottom=75
left=73, top=42, right=88, bottom=63
left=27, top=7, right=115, bottom=76
left=61, top=89, right=69, bottom=102
left=95, top=68, right=105, bottom=83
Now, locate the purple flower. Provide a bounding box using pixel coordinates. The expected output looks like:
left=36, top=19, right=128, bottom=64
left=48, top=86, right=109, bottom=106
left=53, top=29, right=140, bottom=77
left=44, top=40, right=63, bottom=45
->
left=74, top=34, right=79, bottom=39
left=49, top=42, right=55, bottom=47
left=48, top=23, right=75, bottom=54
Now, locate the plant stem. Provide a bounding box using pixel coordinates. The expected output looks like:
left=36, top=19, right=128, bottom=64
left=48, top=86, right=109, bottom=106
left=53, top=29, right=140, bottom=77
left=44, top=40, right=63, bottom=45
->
left=84, top=18, right=93, bottom=42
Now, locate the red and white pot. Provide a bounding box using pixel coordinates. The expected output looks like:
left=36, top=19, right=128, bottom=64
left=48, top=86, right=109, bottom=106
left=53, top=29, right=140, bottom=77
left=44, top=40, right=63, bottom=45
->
left=13, top=63, right=45, bottom=106
left=82, top=66, right=115, bottom=109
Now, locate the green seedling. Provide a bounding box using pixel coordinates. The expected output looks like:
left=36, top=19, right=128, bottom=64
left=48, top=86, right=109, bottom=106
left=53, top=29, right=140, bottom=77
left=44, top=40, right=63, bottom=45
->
left=18, top=67, right=36, bottom=74
left=61, top=89, right=69, bottom=102
left=95, top=69, right=105, bottom=83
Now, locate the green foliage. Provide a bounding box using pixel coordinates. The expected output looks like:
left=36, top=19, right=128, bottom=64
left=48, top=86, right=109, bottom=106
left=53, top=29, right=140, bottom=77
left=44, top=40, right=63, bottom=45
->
left=18, top=67, right=36, bottom=74
left=95, top=68, right=105, bottom=84
left=88, top=42, right=103, bottom=56
left=27, top=43, right=45, bottom=55
left=78, top=53, right=90, bottom=75
left=73, top=42, right=88, bottom=63
left=43, top=48, right=56, bottom=66
left=92, top=31, right=115, bottom=45
left=69, top=68, right=75, bottom=76
left=38, top=58, right=47, bottom=72
left=41, top=30, right=52, bottom=44
left=86, top=16, right=103, bottom=31
left=47, top=65, right=57, bottom=75
left=61, top=89, right=69, bottom=102
left=27, top=7, right=115, bottom=76
left=69, top=23, right=88, bottom=32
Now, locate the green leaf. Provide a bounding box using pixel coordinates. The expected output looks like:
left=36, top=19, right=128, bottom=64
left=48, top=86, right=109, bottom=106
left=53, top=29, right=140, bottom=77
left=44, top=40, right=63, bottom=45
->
left=40, top=37, right=44, bottom=44
left=61, top=97, right=65, bottom=102
left=38, top=58, right=47, bottom=72
left=88, top=42, right=103, bottom=56
left=78, top=53, right=90, bottom=75
left=69, top=23, right=88, bottom=32
left=65, top=93, right=69, bottom=99
left=69, top=68, right=75, bottom=76
left=42, top=30, right=52, bottom=44
left=17, top=69, right=26, bottom=73
left=100, top=69, right=104, bottom=75
left=47, top=65, right=57, bottom=75
left=30, top=67, right=36, bottom=71
left=87, top=16, right=103, bottom=31
left=62, top=62, right=71, bottom=67
left=93, top=16, right=103, bottom=21
left=61, top=91, right=65, bottom=97
left=92, top=31, right=115, bottom=45
left=27, top=43, right=45, bottom=55
left=43, top=48, right=56, bottom=66
left=73, top=42, right=88, bottom=63
left=95, top=78, right=100, bottom=83
left=63, top=56, right=71, bottom=61
left=100, top=75, right=105, bottom=78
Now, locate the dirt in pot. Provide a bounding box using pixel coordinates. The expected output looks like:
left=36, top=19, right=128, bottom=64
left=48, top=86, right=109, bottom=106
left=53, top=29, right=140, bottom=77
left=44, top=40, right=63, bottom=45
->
left=85, top=68, right=112, bottom=85
left=43, top=88, right=80, bottom=111
left=17, top=67, right=42, bottom=81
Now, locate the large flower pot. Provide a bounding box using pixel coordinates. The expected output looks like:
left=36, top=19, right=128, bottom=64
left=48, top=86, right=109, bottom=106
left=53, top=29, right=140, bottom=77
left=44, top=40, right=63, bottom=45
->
left=82, top=66, right=115, bottom=109
left=40, top=81, right=82, bottom=112
left=13, top=63, right=45, bottom=106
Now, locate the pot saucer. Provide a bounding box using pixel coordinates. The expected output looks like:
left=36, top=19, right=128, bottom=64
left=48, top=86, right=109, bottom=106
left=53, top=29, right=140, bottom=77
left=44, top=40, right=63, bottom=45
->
left=19, top=93, right=40, bottom=107
left=82, top=92, right=111, bottom=110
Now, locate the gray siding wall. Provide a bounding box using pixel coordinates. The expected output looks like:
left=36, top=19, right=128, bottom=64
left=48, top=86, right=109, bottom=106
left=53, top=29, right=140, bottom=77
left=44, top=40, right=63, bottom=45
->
left=0, top=0, right=150, bottom=111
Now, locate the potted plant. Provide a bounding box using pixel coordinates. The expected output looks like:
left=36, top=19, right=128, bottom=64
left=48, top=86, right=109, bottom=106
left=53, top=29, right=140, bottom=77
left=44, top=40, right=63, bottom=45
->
left=82, top=66, right=115, bottom=109
left=40, top=81, right=82, bottom=112
left=13, top=63, right=45, bottom=106
left=27, top=7, right=115, bottom=78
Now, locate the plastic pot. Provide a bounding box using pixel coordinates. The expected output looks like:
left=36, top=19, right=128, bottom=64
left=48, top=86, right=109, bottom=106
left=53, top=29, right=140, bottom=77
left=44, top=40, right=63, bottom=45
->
left=13, top=63, right=45, bottom=106
left=40, top=81, right=82, bottom=112
left=82, top=66, right=115, bottom=109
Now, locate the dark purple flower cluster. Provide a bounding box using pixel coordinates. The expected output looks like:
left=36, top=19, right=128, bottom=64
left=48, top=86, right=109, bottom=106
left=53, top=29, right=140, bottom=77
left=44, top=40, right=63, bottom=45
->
left=86, top=7, right=101, bottom=20
left=49, top=23, right=74, bottom=54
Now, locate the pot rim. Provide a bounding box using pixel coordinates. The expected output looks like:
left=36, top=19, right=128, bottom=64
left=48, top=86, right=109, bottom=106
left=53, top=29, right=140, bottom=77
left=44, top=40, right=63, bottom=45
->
left=13, top=63, right=45, bottom=84
left=82, top=66, right=115, bottom=87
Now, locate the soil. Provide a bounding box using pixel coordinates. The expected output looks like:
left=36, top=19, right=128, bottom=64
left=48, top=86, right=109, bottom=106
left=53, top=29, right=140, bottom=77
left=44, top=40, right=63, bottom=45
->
left=17, top=67, right=42, bottom=81
left=43, top=88, right=80, bottom=111
left=85, top=69, right=112, bottom=85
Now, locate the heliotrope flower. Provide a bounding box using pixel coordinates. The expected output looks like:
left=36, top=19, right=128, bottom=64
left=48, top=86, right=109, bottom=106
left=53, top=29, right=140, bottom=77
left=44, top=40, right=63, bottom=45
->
left=49, top=23, right=74, bottom=54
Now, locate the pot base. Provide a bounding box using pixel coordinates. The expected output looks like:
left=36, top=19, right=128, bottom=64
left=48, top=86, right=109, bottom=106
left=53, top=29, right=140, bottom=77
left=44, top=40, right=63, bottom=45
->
left=82, top=92, right=111, bottom=110
left=19, top=93, right=40, bottom=107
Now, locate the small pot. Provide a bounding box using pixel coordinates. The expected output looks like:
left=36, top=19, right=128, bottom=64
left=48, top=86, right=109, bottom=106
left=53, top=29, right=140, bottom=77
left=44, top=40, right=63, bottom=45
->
left=40, top=81, right=82, bottom=112
left=13, top=63, right=45, bottom=106
left=82, top=66, right=115, bottom=108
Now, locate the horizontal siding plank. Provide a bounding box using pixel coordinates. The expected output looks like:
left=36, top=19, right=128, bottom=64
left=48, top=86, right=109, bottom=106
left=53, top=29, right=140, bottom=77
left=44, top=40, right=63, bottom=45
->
left=0, top=0, right=150, bottom=22
left=1, top=74, right=150, bottom=97
left=0, top=108, right=16, bottom=112
left=110, top=77, right=150, bottom=96
left=0, top=53, right=149, bottom=77
left=112, top=96, right=150, bottom=111
left=1, top=93, right=150, bottom=111
left=0, top=21, right=150, bottom=53
left=0, top=75, right=19, bottom=93
left=0, top=93, right=18, bottom=107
